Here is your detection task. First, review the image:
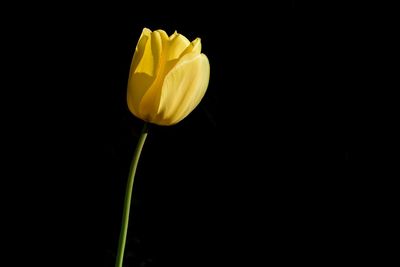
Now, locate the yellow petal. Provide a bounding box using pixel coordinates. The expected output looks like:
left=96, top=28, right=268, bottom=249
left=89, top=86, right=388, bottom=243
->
left=127, top=28, right=163, bottom=118
left=156, top=53, right=210, bottom=125
left=128, top=28, right=151, bottom=80
left=161, top=37, right=202, bottom=83
left=154, top=29, right=170, bottom=45
left=166, top=32, right=191, bottom=61
left=182, top=38, right=202, bottom=56
left=135, top=30, right=172, bottom=121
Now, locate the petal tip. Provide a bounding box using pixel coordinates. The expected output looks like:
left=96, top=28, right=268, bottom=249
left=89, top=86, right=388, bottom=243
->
left=142, top=28, right=152, bottom=34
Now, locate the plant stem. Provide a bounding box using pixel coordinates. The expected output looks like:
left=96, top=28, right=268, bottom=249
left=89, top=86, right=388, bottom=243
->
left=115, top=123, right=148, bottom=267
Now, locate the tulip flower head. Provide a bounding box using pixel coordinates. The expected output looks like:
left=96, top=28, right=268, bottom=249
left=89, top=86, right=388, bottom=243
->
left=127, top=28, right=210, bottom=126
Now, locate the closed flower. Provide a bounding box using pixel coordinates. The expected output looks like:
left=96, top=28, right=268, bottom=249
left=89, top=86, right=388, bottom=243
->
left=127, top=28, right=210, bottom=126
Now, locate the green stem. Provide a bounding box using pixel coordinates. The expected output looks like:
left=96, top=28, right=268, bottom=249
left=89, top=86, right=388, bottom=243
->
left=115, top=123, right=148, bottom=267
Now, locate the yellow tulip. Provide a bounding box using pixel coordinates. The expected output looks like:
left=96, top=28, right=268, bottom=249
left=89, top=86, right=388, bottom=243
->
left=127, top=28, right=210, bottom=126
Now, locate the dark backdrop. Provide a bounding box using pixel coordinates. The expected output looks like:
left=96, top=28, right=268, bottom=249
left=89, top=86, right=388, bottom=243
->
left=2, top=2, right=350, bottom=266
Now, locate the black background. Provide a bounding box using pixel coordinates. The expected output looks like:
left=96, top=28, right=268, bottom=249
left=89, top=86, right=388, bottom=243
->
left=2, top=1, right=352, bottom=266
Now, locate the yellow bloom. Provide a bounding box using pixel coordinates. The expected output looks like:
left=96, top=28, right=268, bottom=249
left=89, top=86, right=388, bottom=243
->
left=127, top=28, right=210, bottom=126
